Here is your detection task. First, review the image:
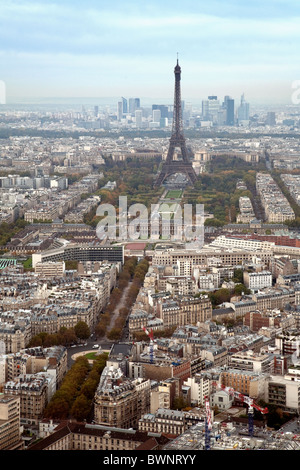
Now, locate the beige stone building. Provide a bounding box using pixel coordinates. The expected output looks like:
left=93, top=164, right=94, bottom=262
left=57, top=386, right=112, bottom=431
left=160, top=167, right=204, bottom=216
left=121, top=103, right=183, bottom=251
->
left=5, top=346, right=67, bottom=388
left=94, top=366, right=151, bottom=429
left=219, top=368, right=268, bottom=400
left=27, top=421, right=172, bottom=451
left=0, top=324, right=28, bottom=354
left=156, top=295, right=212, bottom=329
left=0, top=394, right=23, bottom=450
left=151, top=248, right=272, bottom=270
left=4, top=374, right=49, bottom=425
left=138, top=408, right=203, bottom=436
left=34, top=261, right=66, bottom=277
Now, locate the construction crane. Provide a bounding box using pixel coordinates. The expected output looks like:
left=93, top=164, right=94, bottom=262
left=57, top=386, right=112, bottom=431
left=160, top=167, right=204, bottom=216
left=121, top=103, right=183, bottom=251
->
left=142, top=326, right=154, bottom=364
left=212, top=382, right=268, bottom=436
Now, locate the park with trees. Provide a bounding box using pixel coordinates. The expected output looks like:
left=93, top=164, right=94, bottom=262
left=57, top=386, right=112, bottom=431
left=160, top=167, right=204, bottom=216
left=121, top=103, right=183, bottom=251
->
left=43, top=352, right=108, bottom=422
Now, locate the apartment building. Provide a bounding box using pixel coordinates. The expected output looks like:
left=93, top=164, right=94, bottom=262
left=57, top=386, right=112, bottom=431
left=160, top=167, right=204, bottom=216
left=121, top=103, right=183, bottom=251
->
left=138, top=408, right=203, bottom=436
left=27, top=421, right=172, bottom=451
left=243, top=270, right=272, bottom=292
left=183, top=374, right=211, bottom=406
left=281, top=173, right=300, bottom=205
left=219, top=368, right=268, bottom=400
left=229, top=351, right=274, bottom=374
left=0, top=323, right=28, bottom=354
left=253, top=287, right=295, bottom=310
left=199, top=345, right=228, bottom=367
left=0, top=265, right=116, bottom=353
left=198, top=272, right=220, bottom=290
left=211, top=235, right=275, bottom=253
left=236, top=196, right=255, bottom=223
left=268, top=372, right=300, bottom=413
left=0, top=394, right=23, bottom=450
left=4, top=374, right=49, bottom=425
left=229, top=298, right=257, bottom=318
left=128, top=309, right=156, bottom=335
left=152, top=247, right=272, bottom=270
left=34, top=261, right=66, bottom=277
left=149, top=379, right=178, bottom=413
left=30, top=312, right=58, bottom=337
left=165, top=276, right=198, bottom=296
left=129, top=354, right=191, bottom=388
left=5, top=346, right=67, bottom=388
left=94, top=366, right=151, bottom=429
left=156, top=295, right=212, bottom=329
left=256, top=172, right=295, bottom=223
left=243, top=309, right=295, bottom=332
left=128, top=294, right=212, bottom=336
left=275, top=331, right=300, bottom=356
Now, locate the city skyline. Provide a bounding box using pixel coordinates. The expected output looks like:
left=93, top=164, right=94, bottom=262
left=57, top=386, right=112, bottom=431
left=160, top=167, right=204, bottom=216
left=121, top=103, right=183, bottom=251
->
left=1, top=0, right=300, bottom=104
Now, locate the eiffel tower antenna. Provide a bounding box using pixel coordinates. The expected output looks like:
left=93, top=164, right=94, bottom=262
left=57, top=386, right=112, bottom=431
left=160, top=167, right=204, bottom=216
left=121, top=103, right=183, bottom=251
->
left=154, top=58, right=197, bottom=187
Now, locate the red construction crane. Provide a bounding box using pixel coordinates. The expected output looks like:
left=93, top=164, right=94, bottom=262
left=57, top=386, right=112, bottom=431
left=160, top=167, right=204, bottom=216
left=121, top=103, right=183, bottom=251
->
left=212, top=382, right=268, bottom=436
left=204, top=397, right=213, bottom=450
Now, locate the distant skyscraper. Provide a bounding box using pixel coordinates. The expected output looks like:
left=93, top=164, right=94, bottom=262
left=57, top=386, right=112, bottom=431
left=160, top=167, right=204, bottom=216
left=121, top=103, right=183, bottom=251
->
left=122, top=97, right=128, bottom=114
left=266, top=111, right=276, bottom=126
left=135, top=109, right=143, bottom=128
left=117, top=101, right=123, bottom=121
left=237, top=93, right=249, bottom=123
left=129, top=98, right=140, bottom=114
left=152, top=104, right=169, bottom=119
left=202, top=96, right=220, bottom=122
left=217, top=107, right=227, bottom=126
left=202, top=100, right=209, bottom=118
left=94, top=105, right=99, bottom=117
left=152, top=109, right=161, bottom=123
left=223, top=95, right=235, bottom=126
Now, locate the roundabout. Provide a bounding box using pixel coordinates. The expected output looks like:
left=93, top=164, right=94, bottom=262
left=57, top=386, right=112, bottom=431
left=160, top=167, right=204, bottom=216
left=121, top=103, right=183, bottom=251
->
left=71, top=348, right=110, bottom=364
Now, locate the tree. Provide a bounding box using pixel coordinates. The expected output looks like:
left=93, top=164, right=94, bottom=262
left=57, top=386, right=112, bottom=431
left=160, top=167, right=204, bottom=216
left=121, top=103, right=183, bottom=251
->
left=95, top=323, right=106, bottom=338
left=209, top=288, right=231, bottom=306
left=233, top=284, right=251, bottom=296
left=107, top=328, right=122, bottom=341
left=172, top=396, right=188, bottom=410
left=59, top=327, right=77, bottom=346
left=44, top=396, right=70, bottom=420
left=70, top=395, right=91, bottom=421
left=233, top=268, right=244, bottom=284
left=74, top=321, right=90, bottom=341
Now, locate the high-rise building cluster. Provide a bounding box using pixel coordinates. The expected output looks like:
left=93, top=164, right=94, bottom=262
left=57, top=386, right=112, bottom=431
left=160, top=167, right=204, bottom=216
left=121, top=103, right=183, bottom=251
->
left=201, top=93, right=249, bottom=127
left=116, top=93, right=249, bottom=129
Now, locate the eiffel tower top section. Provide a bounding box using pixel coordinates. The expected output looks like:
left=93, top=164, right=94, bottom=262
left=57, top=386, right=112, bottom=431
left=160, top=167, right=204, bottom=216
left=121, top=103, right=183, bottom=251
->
left=172, top=58, right=183, bottom=138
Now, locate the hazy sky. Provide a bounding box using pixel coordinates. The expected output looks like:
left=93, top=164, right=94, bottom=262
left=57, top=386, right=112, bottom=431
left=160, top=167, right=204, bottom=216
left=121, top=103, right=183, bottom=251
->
left=1, top=0, right=300, bottom=104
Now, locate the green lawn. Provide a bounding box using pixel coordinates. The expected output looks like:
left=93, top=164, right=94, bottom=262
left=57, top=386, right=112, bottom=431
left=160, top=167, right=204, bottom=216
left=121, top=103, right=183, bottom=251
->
left=166, top=190, right=182, bottom=199
left=85, top=352, right=99, bottom=360
left=22, top=257, right=32, bottom=269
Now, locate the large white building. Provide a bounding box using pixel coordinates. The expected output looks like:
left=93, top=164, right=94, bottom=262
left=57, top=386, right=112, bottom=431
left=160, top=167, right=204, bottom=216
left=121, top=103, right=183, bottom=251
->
left=183, top=374, right=210, bottom=406
left=243, top=271, right=273, bottom=293
left=268, top=371, right=300, bottom=413
left=210, top=235, right=275, bottom=253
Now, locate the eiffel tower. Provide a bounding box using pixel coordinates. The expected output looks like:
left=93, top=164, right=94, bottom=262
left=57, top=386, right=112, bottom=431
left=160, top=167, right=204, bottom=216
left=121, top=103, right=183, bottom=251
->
left=154, top=58, right=198, bottom=187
